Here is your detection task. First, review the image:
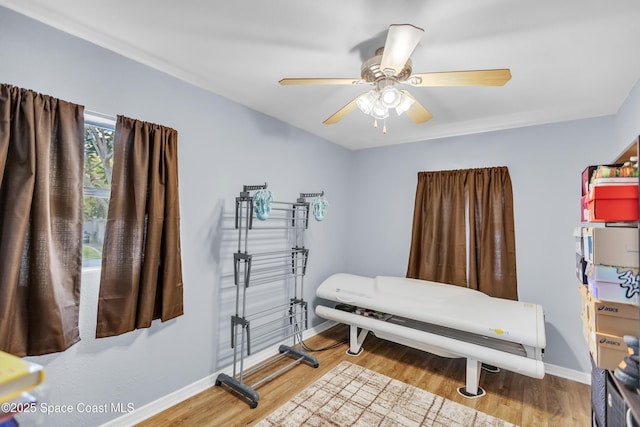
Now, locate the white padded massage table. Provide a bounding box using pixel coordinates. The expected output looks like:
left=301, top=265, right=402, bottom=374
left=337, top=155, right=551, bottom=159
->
left=315, top=273, right=546, bottom=397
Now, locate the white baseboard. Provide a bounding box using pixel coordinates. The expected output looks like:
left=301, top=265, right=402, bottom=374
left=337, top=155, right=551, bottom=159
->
left=544, top=362, right=591, bottom=385
left=99, top=321, right=337, bottom=427
left=102, top=320, right=590, bottom=426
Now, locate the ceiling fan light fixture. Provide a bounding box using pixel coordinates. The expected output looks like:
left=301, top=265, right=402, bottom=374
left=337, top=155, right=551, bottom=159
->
left=395, top=92, right=415, bottom=116
left=379, top=86, right=402, bottom=109
left=371, top=98, right=389, bottom=120
left=356, top=90, right=378, bottom=115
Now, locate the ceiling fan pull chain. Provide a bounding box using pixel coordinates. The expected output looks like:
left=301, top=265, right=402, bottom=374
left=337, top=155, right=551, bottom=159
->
left=383, top=119, right=387, bottom=135
left=373, top=119, right=378, bottom=129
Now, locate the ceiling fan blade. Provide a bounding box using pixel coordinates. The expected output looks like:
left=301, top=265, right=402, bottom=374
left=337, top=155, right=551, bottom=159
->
left=380, top=24, right=424, bottom=76
left=400, top=90, right=432, bottom=123
left=408, top=69, right=512, bottom=87
left=279, top=78, right=365, bottom=86
left=323, top=94, right=363, bottom=124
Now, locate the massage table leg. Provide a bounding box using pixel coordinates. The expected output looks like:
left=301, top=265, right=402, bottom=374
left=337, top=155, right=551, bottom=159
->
left=458, top=358, right=485, bottom=398
left=349, top=325, right=369, bottom=355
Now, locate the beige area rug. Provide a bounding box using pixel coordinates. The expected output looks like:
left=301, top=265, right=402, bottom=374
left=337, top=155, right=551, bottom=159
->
left=256, top=361, right=517, bottom=427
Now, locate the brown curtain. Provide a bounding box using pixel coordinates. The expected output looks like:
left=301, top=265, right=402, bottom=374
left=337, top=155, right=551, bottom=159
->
left=0, top=84, right=84, bottom=356
left=407, top=166, right=518, bottom=300
left=467, top=167, right=518, bottom=300
left=406, top=170, right=468, bottom=286
left=96, top=115, right=184, bottom=338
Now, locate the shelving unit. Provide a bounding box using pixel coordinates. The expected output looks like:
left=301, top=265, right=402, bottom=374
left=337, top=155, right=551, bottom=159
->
left=215, top=184, right=320, bottom=408
left=580, top=137, right=640, bottom=426
left=611, top=137, right=640, bottom=425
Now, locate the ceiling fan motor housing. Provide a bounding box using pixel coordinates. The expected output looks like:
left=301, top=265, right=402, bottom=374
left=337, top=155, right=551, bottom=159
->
left=360, top=47, right=413, bottom=83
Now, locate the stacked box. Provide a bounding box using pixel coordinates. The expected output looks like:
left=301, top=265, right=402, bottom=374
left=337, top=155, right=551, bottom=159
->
left=582, top=226, right=639, bottom=305
left=578, top=162, right=639, bottom=372
left=581, top=166, right=597, bottom=222
left=587, top=331, right=630, bottom=371
left=586, top=185, right=639, bottom=222
left=584, top=293, right=640, bottom=337
left=586, top=264, right=640, bottom=305
left=582, top=165, right=598, bottom=196
left=578, top=285, right=590, bottom=342
left=574, top=228, right=588, bottom=284
left=582, top=227, right=638, bottom=268
left=574, top=227, right=584, bottom=255
left=579, top=284, right=640, bottom=370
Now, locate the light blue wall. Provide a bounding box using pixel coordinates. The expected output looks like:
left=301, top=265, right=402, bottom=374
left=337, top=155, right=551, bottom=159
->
left=3, top=4, right=640, bottom=425
left=347, top=80, right=640, bottom=372
left=0, top=7, right=351, bottom=426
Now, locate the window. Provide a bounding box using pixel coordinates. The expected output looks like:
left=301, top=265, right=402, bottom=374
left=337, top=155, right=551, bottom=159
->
left=82, top=114, right=115, bottom=267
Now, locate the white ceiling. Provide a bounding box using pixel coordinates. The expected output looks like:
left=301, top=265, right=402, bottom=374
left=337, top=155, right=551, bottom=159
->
left=3, top=0, right=640, bottom=150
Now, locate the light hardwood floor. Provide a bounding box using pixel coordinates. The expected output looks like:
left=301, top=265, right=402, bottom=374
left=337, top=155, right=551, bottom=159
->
left=136, top=325, right=591, bottom=426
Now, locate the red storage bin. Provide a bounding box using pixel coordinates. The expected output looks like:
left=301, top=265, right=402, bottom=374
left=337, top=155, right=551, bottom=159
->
left=586, top=184, right=639, bottom=222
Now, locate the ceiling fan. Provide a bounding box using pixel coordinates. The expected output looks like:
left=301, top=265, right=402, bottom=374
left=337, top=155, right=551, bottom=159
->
left=279, top=24, right=511, bottom=132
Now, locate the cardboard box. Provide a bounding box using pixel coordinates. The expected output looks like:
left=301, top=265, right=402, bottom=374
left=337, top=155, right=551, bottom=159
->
left=586, top=184, right=639, bottom=222
left=578, top=283, right=588, bottom=308
left=585, top=291, right=640, bottom=337
left=583, top=226, right=639, bottom=268
left=578, top=285, right=590, bottom=341
left=574, top=227, right=583, bottom=256
left=581, top=312, right=589, bottom=344
left=588, top=331, right=629, bottom=371
left=588, top=277, right=640, bottom=305
left=586, top=263, right=640, bottom=305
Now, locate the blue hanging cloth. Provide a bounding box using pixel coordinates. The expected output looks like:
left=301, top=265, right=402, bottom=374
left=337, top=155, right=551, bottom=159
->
left=311, top=196, right=329, bottom=221
left=253, top=189, right=273, bottom=221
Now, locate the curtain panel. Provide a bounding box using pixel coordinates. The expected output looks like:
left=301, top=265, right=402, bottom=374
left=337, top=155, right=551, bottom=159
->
left=96, top=115, right=184, bottom=338
left=0, top=84, right=84, bottom=356
left=467, top=167, right=518, bottom=300
left=406, top=166, right=518, bottom=300
left=406, top=170, right=468, bottom=286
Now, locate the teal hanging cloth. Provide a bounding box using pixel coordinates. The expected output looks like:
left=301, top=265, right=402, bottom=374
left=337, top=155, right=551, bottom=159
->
left=311, top=195, right=329, bottom=221
left=253, top=189, right=273, bottom=220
